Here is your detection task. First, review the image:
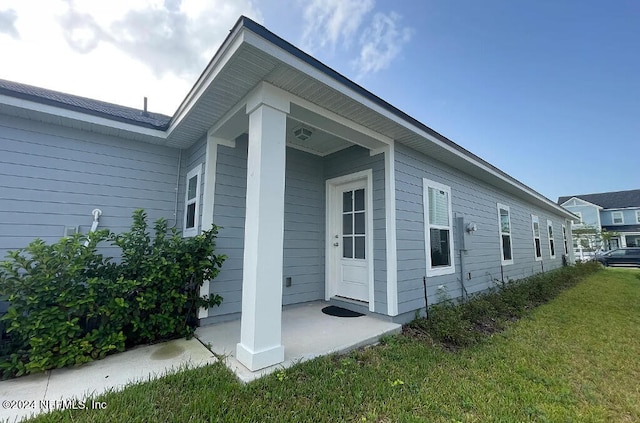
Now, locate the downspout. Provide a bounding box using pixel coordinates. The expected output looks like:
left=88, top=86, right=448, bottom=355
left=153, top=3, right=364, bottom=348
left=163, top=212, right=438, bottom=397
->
left=456, top=216, right=468, bottom=301
left=459, top=248, right=465, bottom=300
left=169, top=149, right=183, bottom=229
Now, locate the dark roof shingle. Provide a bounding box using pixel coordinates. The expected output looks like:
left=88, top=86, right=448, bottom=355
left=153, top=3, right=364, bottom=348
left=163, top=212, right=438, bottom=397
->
left=558, top=189, right=640, bottom=209
left=0, top=78, right=171, bottom=130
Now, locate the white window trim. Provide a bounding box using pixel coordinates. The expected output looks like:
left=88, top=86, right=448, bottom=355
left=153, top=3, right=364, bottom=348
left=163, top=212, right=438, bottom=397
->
left=183, top=164, right=202, bottom=238
left=562, top=224, right=569, bottom=255
left=497, top=203, right=513, bottom=266
left=423, top=178, right=455, bottom=277
left=547, top=219, right=556, bottom=259
left=532, top=214, right=542, bottom=261
left=612, top=211, right=624, bottom=225
left=636, top=210, right=640, bottom=224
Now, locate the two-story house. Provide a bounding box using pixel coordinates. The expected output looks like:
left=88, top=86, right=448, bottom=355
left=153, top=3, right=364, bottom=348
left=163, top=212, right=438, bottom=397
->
left=558, top=189, right=640, bottom=258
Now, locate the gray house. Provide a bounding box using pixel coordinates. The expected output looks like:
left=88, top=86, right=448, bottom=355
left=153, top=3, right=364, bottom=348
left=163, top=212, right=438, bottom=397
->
left=0, top=16, right=575, bottom=371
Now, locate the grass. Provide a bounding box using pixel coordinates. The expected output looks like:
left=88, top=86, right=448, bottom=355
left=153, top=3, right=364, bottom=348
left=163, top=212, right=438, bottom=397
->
left=30, top=268, right=640, bottom=422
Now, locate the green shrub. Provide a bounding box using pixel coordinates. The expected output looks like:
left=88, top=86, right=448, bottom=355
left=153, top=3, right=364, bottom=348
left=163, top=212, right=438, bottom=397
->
left=0, top=231, right=128, bottom=377
left=0, top=210, right=225, bottom=378
left=111, top=210, right=225, bottom=345
left=409, top=262, right=601, bottom=349
left=410, top=298, right=480, bottom=348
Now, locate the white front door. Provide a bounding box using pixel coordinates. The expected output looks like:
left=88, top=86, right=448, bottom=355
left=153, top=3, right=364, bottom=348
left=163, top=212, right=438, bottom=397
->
left=327, top=173, right=372, bottom=304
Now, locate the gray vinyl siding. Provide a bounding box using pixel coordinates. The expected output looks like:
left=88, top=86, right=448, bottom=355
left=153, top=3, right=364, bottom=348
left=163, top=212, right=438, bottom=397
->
left=324, top=146, right=387, bottom=314
left=394, top=142, right=567, bottom=315
left=207, top=136, right=326, bottom=319
left=283, top=148, right=325, bottom=305
left=0, top=114, right=181, bottom=259
left=600, top=209, right=639, bottom=226
left=207, top=137, right=248, bottom=318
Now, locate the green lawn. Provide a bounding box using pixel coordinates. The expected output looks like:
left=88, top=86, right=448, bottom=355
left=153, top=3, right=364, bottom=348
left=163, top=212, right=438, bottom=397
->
left=32, top=268, right=640, bottom=422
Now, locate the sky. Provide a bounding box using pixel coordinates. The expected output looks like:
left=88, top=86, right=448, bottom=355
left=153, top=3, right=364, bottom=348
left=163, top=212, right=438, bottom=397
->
left=0, top=0, right=638, bottom=203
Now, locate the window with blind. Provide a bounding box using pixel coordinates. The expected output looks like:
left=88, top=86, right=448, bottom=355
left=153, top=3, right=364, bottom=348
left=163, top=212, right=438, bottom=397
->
left=497, top=204, right=513, bottom=265
left=183, top=164, right=201, bottom=237
left=423, top=178, right=455, bottom=276
left=547, top=220, right=556, bottom=259
left=532, top=215, right=542, bottom=261
left=547, top=220, right=556, bottom=258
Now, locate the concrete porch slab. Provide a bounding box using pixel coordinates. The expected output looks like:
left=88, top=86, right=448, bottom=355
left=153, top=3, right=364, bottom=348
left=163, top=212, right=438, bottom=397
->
left=196, top=301, right=402, bottom=383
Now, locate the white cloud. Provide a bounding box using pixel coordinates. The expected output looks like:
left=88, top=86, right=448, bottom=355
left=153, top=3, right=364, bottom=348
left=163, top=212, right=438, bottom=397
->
left=0, top=9, right=19, bottom=39
left=0, top=0, right=262, bottom=115
left=352, top=12, right=413, bottom=77
left=300, top=0, right=374, bottom=53
left=59, top=0, right=263, bottom=78
left=299, top=1, right=413, bottom=78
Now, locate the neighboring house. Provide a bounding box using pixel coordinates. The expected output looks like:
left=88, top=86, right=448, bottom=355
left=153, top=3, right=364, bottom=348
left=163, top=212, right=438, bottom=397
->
left=559, top=190, right=640, bottom=257
left=0, top=16, right=576, bottom=372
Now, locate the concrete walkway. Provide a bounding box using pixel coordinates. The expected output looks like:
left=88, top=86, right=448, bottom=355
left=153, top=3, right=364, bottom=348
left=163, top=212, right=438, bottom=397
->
left=0, top=338, right=216, bottom=422
left=0, top=302, right=402, bottom=422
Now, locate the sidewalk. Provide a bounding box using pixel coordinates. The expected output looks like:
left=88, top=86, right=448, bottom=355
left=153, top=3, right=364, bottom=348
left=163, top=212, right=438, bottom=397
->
left=0, top=338, right=216, bottom=422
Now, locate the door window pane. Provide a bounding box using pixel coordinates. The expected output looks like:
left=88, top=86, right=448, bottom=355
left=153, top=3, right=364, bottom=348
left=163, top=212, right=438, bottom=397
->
left=354, top=236, right=365, bottom=259
left=342, top=236, right=353, bottom=258
left=354, top=212, right=365, bottom=235
left=343, top=191, right=352, bottom=212
left=341, top=187, right=366, bottom=260
left=354, top=189, right=365, bottom=211
left=343, top=214, right=353, bottom=235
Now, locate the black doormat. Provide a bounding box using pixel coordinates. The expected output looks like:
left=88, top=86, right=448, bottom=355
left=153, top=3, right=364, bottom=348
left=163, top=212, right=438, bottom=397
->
left=321, top=305, right=364, bottom=318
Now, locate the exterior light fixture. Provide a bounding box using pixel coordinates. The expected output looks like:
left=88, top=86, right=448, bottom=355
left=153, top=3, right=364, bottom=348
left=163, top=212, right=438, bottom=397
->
left=293, top=126, right=313, bottom=141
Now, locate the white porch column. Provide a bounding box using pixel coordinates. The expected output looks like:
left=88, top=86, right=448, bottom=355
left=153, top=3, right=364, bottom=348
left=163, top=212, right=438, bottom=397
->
left=236, top=84, right=289, bottom=371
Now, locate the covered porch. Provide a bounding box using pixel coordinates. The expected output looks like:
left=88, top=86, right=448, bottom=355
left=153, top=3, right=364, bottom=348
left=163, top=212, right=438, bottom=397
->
left=196, top=301, right=401, bottom=383
left=196, top=79, right=399, bottom=373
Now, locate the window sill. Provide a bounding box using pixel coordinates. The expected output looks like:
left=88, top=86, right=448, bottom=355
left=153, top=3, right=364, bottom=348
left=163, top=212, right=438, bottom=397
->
left=183, top=229, right=198, bottom=238
left=426, top=266, right=456, bottom=277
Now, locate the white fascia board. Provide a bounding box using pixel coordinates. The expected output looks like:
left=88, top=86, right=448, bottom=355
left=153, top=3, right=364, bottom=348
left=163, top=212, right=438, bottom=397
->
left=602, top=206, right=640, bottom=211
left=0, top=94, right=167, bottom=139
left=243, top=30, right=571, bottom=221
